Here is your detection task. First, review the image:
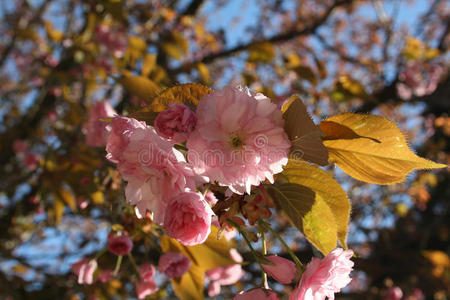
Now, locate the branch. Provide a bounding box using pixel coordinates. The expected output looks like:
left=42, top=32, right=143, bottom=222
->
left=170, top=0, right=353, bottom=74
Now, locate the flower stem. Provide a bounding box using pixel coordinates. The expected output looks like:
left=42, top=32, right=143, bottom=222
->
left=113, top=255, right=123, bottom=276
left=259, top=223, right=269, bottom=289
left=94, top=247, right=108, bottom=260
left=226, top=218, right=259, bottom=260
left=262, top=221, right=304, bottom=272
left=128, top=254, right=141, bottom=280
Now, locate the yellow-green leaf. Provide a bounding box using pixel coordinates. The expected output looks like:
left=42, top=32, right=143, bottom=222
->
left=319, top=113, right=447, bottom=184
left=119, top=73, right=161, bottom=103
left=281, top=159, right=350, bottom=247
left=282, top=95, right=329, bottom=166
left=268, top=182, right=338, bottom=255
left=248, top=42, right=275, bottom=63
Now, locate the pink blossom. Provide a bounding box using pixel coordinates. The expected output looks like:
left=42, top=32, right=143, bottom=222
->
left=106, top=116, right=200, bottom=223
left=24, top=152, right=40, bottom=170
left=163, top=191, right=214, bottom=246
left=83, top=101, right=116, bottom=147
left=158, top=251, right=191, bottom=278
left=187, top=86, right=291, bottom=194
left=105, top=116, right=146, bottom=164
left=397, top=61, right=444, bottom=100
left=234, top=288, right=280, bottom=300
left=95, top=24, right=127, bottom=57
left=261, top=255, right=297, bottom=284
left=290, top=248, right=354, bottom=300
left=97, top=269, right=113, bottom=283
left=204, top=191, right=218, bottom=206
left=139, top=263, right=156, bottom=282
left=71, top=258, right=97, bottom=285
left=406, top=289, right=424, bottom=300
left=155, top=104, right=197, bottom=143
left=385, top=286, right=403, bottom=300
left=107, top=234, right=133, bottom=256
left=13, top=140, right=29, bottom=154
left=206, top=248, right=245, bottom=297
left=135, top=280, right=158, bottom=299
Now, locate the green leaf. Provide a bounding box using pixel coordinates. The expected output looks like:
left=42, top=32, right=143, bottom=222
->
left=281, top=159, right=350, bottom=247
left=319, top=113, right=447, bottom=184
left=282, top=95, right=329, bottom=166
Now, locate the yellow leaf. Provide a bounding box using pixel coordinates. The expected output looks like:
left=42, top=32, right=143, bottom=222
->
left=197, top=63, right=210, bottom=84
left=141, top=53, right=157, bottom=77
left=281, top=159, right=350, bottom=247
left=45, top=21, right=63, bottom=42
left=248, top=42, right=275, bottom=62
left=184, top=226, right=235, bottom=270
left=402, top=37, right=425, bottom=60
left=91, top=191, right=104, bottom=205
left=128, top=36, right=147, bottom=53
left=54, top=198, right=65, bottom=223
left=12, top=264, right=28, bottom=274
left=150, top=83, right=212, bottom=112
left=58, top=188, right=76, bottom=211
left=119, top=72, right=161, bottom=103
left=160, top=226, right=235, bottom=300
left=319, top=113, right=447, bottom=184
left=268, top=182, right=338, bottom=255
left=162, top=32, right=189, bottom=59
left=282, top=95, right=329, bottom=166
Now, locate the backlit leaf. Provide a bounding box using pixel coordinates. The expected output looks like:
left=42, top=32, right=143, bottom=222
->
left=45, top=21, right=63, bottom=42
left=119, top=72, right=160, bottom=103
left=280, top=159, right=350, bottom=247
left=282, top=95, right=329, bottom=166
left=141, top=53, right=157, bottom=77
left=319, top=113, right=447, bottom=184
left=268, top=182, right=338, bottom=255
left=160, top=226, right=235, bottom=300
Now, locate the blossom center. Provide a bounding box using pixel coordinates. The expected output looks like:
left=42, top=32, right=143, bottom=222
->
left=230, top=133, right=244, bottom=149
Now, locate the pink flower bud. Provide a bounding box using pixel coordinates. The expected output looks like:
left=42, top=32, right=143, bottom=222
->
left=385, top=286, right=403, bottom=300
left=158, top=251, right=191, bottom=278
left=135, top=280, right=158, bottom=299
left=107, top=234, right=133, bottom=256
left=261, top=255, right=297, bottom=284
left=139, top=263, right=156, bottom=282
left=234, top=288, right=280, bottom=300
left=155, top=103, right=197, bottom=143
left=71, top=258, right=97, bottom=285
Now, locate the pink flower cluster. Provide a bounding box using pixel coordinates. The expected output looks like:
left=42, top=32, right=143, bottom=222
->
left=94, top=24, right=128, bottom=58
left=396, top=61, right=444, bottom=100
left=105, top=86, right=291, bottom=246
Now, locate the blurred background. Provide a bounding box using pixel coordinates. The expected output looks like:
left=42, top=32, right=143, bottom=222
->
left=0, top=0, right=449, bottom=299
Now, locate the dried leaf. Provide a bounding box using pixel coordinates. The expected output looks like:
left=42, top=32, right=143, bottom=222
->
left=282, top=95, right=329, bottom=166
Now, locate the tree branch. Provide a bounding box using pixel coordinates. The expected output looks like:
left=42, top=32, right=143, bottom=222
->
left=169, top=0, right=353, bottom=75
